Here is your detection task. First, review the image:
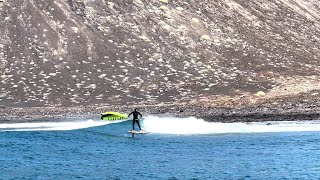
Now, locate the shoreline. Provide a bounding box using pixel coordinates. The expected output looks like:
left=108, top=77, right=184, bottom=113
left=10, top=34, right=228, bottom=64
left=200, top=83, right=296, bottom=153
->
left=0, top=104, right=319, bottom=124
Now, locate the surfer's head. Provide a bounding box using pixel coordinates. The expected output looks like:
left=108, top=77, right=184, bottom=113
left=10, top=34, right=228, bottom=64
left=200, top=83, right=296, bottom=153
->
left=134, top=108, right=137, bottom=112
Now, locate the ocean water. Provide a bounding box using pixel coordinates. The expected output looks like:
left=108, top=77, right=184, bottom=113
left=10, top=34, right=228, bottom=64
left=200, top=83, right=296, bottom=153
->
left=0, top=117, right=320, bottom=179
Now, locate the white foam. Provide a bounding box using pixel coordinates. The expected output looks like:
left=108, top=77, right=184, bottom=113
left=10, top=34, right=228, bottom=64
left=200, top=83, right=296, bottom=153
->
left=142, top=116, right=320, bottom=135
left=0, top=119, right=125, bottom=132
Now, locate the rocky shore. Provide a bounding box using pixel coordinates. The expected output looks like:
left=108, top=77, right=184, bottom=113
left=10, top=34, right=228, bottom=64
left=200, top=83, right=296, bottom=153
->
left=1, top=91, right=319, bottom=123
left=1, top=105, right=319, bottom=124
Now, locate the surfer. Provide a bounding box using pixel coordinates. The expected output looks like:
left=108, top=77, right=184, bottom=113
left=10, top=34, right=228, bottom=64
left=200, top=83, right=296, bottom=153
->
left=128, top=109, right=142, bottom=131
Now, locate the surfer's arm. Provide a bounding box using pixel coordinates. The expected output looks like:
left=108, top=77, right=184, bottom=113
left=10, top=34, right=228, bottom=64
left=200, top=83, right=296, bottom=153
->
left=128, top=112, right=133, bottom=117
left=138, top=112, right=142, bottom=118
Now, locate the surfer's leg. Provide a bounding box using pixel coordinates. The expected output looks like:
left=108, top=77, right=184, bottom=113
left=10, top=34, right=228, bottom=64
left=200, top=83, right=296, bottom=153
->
left=136, top=120, right=141, bottom=130
left=132, top=119, right=135, bottom=130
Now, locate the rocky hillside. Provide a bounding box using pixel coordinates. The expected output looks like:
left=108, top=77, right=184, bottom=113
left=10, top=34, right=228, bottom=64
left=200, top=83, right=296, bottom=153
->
left=0, top=0, right=319, bottom=108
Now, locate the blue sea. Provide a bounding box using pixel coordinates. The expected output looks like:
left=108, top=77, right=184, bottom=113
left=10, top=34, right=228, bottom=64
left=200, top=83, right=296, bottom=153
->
left=1, top=116, right=320, bottom=179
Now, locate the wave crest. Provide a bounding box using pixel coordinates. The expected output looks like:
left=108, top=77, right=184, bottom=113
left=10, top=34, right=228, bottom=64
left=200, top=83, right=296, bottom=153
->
left=142, top=116, right=320, bottom=134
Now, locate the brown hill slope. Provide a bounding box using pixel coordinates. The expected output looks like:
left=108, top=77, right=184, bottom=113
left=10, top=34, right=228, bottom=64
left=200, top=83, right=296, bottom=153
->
left=0, top=0, right=319, bottom=112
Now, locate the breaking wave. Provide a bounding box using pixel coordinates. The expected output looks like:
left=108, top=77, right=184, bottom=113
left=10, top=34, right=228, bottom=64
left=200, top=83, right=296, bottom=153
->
left=0, top=119, right=125, bottom=132
left=1, top=116, right=320, bottom=134
left=142, top=116, right=320, bottom=135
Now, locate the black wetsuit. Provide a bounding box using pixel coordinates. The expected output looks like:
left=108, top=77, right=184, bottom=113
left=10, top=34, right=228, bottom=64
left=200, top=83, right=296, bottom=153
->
left=128, top=110, right=142, bottom=130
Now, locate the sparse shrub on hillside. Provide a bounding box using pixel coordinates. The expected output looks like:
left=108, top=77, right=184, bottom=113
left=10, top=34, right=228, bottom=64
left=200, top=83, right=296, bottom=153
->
left=256, top=91, right=266, bottom=97
left=160, top=6, right=169, bottom=11
left=200, top=35, right=210, bottom=41
left=176, top=7, right=184, bottom=11
left=159, top=0, right=169, bottom=3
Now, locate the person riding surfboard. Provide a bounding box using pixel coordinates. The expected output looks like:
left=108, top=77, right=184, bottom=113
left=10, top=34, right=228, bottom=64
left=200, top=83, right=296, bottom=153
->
left=128, top=109, right=142, bottom=131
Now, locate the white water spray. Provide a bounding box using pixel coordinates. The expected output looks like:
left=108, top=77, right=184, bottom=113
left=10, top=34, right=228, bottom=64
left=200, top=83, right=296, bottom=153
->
left=142, top=116, right=320, bottom=135
left=1, top=117, right=320, bottom=134
left=0, top=119, right=125, bottom=132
